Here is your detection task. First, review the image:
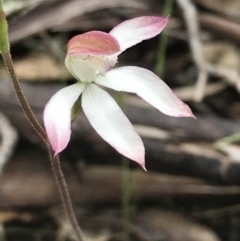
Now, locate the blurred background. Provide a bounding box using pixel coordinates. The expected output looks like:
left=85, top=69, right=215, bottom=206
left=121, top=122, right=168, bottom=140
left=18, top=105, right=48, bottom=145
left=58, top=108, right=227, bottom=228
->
left=0, top=0, right=240, bottom=240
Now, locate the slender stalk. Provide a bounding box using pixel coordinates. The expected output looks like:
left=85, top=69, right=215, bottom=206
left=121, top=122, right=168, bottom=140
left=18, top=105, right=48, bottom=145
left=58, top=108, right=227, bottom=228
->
left=1, top=52, right=85, bottom=241
left=2, top=53, right=47, bottom=141
left=49, top=150, right=85, bottom=241
left=121, top=157, right=131, bottom=241
left=155, top=0, right=174, bottom=77
left=117, top=92, right=132, bottom=241
left=0, top=6, right=84, bottom=239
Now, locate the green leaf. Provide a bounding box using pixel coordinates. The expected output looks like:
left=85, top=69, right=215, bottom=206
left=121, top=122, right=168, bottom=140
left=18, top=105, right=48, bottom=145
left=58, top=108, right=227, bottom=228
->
left=71, top=96, right=82, bottom=122
left=0, top=6, right=10, bottom=54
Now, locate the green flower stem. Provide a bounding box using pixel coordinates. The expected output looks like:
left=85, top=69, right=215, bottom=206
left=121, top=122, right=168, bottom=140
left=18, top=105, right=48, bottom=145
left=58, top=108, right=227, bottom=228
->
left=0, top=11, right=9, bottom=53
left=0, top=1, right=10, bottom=55
left=0, top=4, right=84, bottom=241
left=155, top=0, right=174, bottom=77
left=117, top=92, right=132, bottom=240
left=121, top=157, right=131, bottom=241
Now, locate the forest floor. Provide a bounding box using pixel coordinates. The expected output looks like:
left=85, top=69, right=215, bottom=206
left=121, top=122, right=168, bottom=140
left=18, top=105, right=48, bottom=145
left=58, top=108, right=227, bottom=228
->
left=0, top=0, right=240, bottom=240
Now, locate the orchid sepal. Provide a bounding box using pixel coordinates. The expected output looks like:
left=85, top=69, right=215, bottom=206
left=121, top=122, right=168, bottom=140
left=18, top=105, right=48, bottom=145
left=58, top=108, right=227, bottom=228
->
left=44, top=15, right=194, bottom=170
left=82, top=84, right=146, bottom=169
left=43, top=83, right=85, bottom=155
left=67, top=31, right=121, bottom=56
left=65, top=31, right=121, bottom=82
left=109, top=16, right=169, bottom=51
left=95, top=66, right=194, bottom=118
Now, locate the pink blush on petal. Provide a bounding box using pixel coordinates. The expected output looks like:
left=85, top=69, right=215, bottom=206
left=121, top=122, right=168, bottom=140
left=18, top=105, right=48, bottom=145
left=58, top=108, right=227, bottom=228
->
left=67, top=31, right=121, bottom=56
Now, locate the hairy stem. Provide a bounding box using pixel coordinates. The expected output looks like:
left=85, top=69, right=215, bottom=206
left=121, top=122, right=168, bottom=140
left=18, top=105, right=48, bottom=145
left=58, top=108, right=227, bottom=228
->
left=1, top=43, right=84, bottom=241
left=0, top=2, right=83, bottom=238
left=2, top=53, right=47, bottom=141
left=49, top=150, right=85, bottom=241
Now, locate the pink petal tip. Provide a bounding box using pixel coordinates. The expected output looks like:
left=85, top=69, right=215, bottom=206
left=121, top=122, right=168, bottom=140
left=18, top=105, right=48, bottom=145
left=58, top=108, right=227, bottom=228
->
left=67, top=31, right=121, bottom=56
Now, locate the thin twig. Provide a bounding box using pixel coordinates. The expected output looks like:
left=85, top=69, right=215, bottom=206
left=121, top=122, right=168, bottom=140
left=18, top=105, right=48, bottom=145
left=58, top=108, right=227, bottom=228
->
left=205, top=64, right=240, bottom=91
left=176, top=0, right=207, bottom=102
left=176, top=0, right=240, bottom=100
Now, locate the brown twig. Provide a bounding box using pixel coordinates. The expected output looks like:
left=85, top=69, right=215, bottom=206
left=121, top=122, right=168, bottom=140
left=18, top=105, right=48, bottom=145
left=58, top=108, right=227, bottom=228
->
left=176, top=0, right=240, bottom=100
left=176, top=0, right=208, bottom=102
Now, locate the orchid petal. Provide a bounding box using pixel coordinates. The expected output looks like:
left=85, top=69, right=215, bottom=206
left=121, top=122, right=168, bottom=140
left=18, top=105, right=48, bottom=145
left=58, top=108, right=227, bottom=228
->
left=82, top=84, right=145, bottom=169
left=65, top=54, right=118, bottom=83
left=67, top=31, right=120, bottom=56
left=65, top=31, right=120, bottom=81
left=65, top=55, right=79, bottom=80
left=95, top=67, right=194, bottom=117
left=69, top=58, right=96, bottom=82
left=43, top=83, right=85, bottom=155
left=109, top=16, right=168, bottom=51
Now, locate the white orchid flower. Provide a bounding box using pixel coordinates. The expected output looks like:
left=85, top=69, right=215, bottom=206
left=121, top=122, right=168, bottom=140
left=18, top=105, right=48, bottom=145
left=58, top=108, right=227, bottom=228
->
left=43, top=16, right=194, bottom=169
